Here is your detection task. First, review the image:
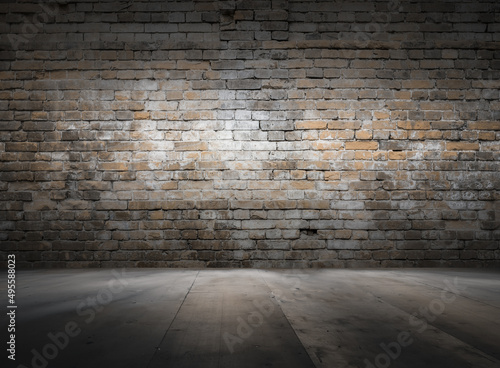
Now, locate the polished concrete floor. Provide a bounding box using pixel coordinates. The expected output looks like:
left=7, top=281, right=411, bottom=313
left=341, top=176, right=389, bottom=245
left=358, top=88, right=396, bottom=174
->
left=2, top=269, right=499, bottom=368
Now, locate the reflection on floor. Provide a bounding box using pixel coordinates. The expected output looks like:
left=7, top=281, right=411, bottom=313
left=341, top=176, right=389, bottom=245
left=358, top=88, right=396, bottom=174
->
left=3, top=269, right=500, bottom=368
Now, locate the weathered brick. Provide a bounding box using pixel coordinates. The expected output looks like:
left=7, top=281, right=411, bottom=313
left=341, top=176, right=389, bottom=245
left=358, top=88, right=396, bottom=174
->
left=227, top=79, right=262, bottom=90
left=5, top=142, right=38, bottom=152
left=174, top=142, right=209, bottom=151
left=295, top=121, right=327, bottom=130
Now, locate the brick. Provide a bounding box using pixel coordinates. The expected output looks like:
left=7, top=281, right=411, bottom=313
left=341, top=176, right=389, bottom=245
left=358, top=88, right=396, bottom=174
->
left=95, top=201, right=128, bottom=211
left=312, top=141, right=343, bottom=151
left=196, top=200, right=228, bottom=210
left=230, top=201, right=263, bottom=210
left=296, top=161, right=330, bottom=170
left=78, top=181, right=111, bottom=191
left=5, top=142, right=38, bottom=151
left=397, top=121, right=431, bottom=130
left=134, top=111, right=150, bottom=120
left=378, top=221, right=412, bottom=230
left=468, top=122, right=500, bottom=130
left=295, top=121, right=327, bottom=130
left=227, top=79, right=262, bottom=90
left=31, top=162, right=63, bottom=171
left=260, top=121, right=294, bottom=130
left=177, top=60, right=210, bottom=70
left=174, top=142, right=209, bottom=151
left=99, top=163, right=130, bottom=171
left=402, top=80, right=435, bottom=89
left=242, top=220, right=275, bottom=230
left=345, top=141, right=379, bottom=150
left=446, top=142, right=480, bottom=151
left=264, top=201, right=296, bottom=210
left=292, top=240, right=326, bottom=250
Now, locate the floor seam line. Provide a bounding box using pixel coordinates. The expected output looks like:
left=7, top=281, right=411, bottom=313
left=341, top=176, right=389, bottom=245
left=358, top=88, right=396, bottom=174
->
left=258, top=270, right=319, bottom=368
left=363, top=287, right=500, bottom=365
left=144, top=270, right=200, bottom=368
left=387, top=270, right=500, bottom=310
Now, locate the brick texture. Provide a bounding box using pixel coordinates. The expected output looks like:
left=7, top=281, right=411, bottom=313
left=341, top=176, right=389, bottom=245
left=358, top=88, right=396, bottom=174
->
left=0, top=0, right=499, bottom=268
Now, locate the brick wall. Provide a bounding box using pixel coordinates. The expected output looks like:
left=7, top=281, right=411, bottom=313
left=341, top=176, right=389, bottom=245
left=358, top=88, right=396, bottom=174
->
left=1, top=0, right=499, bottom=268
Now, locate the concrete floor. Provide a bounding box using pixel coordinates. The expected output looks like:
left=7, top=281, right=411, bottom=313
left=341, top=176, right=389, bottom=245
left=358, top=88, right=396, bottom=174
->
left=2, top=269, right=499, bottom=368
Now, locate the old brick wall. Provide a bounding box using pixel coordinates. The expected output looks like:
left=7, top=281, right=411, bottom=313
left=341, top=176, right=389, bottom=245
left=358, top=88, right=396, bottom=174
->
left=0, top=0, right=499, bottom=268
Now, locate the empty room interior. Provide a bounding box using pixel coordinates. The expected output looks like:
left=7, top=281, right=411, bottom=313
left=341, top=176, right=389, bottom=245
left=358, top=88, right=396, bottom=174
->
left=0, top=0, right=499, bottom=367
